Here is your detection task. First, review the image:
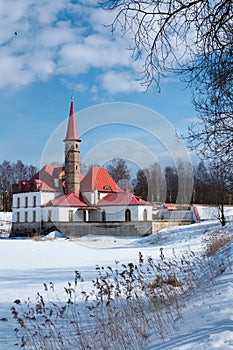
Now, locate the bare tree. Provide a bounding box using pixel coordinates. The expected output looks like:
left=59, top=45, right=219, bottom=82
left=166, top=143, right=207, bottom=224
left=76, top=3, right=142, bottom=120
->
left=133, top=163, right=166, bottom=201
left=102, top=0, right=233, bottom=167
left=101, top=0, right=233, bottom=87
left=209, top=159, right=230, bottom=226
left=148, top=162, right=166, bottom=202
left=187, top=55, right=233, bottom=169
left=133, top=169, right=148, bottom=199
left=193, top=161, right=211, bottom=204
left=106, top=157, right=131, bottom=190
left=0, top=160, right=37, bottom=212
left=164, top=166, right=178, bottom=203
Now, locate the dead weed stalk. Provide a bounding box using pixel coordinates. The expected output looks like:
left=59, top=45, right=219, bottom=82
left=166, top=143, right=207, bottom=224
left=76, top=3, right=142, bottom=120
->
left=8, top=244, right=232, bottom=350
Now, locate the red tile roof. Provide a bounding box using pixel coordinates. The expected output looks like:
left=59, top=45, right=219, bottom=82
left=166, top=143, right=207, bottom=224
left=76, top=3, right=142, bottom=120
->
left=44, top=193, right=88, bottom=207
left=16, top=165, right=65, bottom=193
left=15, top=163, right=84, bottom=194
left=98, top=192, right=150, bottom=206
left=64, top=99, right=79, bottom=140
left=164, top=203, right=177, bottom=210
left=80, top=166, right=124, bottom=193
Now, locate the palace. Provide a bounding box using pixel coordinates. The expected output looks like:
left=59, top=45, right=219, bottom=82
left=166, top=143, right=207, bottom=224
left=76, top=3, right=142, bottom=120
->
left=11, top=98, right=153, bottom=237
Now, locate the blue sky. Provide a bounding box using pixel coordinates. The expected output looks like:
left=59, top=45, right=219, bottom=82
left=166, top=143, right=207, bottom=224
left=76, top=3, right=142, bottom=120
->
left=0, top=0, right=197, bottom=171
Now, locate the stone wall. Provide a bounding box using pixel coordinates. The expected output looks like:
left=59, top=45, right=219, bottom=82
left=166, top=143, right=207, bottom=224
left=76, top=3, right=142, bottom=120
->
left=10, top=221, right=57, bottom=237
left=55, top=221, right=153, bottom=238
left=152, top=221, right=193, bottom=232
left=11, top=220, right=194, bottom=238
left=11, top=221, right=154, bottom=238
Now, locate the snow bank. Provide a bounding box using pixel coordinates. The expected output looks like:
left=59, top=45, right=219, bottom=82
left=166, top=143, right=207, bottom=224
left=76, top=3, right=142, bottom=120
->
left=0, top=212, right=12, bottom=237
left=42, top=230, right=67, bottom=240
left=196, top=205, right=233, bottom=220
left=0, top=217, right=233, bottom=349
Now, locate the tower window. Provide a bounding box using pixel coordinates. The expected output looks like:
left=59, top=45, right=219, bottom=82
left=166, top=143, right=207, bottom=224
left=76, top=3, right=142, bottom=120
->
left=125, top=209, right=131, bottom=222
left=143, top=209, right=147, bottom=221
left=33, top=211, right=36, bottom=222
left=33, top=196, right=36, bottom=207
left=25, top=197, right=28, bottom=208
left=102, top=210, right=106, bottom=222
left=17, top=212, right=20, bottom=222
left=25, top=212, right=28, bottom=222
left=48, top=210, right=52, bottom=221
left=17, top=197, right=20, bottom=208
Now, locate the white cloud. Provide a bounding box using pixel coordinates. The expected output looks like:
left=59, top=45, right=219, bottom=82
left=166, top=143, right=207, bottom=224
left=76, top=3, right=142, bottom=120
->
left=0, top=0, right=30, bottom=23
left=61, top=78, right=88, bottom=94
left=99, top=71, right=144, bottom=94
left=58, top=34, right=132, bottom=74
left=88, top=6, right=118, bottom=29
left=0, top=0, right=144, bottom=94
left=37, top=22, right=76, bottom=48
left=0, top=55, right=33, bottom=88
left=30, top=0, right=70, bottom=25
left=26, top=51, right=56, bottom=79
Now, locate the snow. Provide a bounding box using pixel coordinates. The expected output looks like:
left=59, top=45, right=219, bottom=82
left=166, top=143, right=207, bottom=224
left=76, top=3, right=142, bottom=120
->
left=145, top=243, right=233, bottom=350
left=0, top=212, right=12, bottom=237
left=0, top=215, right=232, bottom=349
left=196, top=205, right=233, bottom=221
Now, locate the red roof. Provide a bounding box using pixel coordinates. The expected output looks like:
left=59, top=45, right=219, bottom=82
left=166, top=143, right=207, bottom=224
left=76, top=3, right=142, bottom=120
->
left=98, top=192, right=150, bottom=206
left=44, top=193, right=88, bottom=207
left=16, top=165, right=65, bottom=193
left=80, top=166, right=124, bottom=193
left=164, top=203, right=177, bottom=210
left=15, top=164, right=85, bottom=193
left=64, top=98, right=79, bottom=140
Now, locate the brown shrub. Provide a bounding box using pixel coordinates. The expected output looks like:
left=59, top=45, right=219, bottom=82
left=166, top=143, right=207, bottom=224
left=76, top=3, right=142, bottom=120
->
left=203, top=232, right=231, bottom=257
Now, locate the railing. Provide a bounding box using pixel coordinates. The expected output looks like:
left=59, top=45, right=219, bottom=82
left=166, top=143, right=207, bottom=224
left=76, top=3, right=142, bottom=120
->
left=154, top=210, right=194, bottom=222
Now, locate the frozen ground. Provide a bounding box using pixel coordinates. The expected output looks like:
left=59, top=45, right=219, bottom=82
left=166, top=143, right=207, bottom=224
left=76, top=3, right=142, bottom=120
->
left=0, top=215, right=232, bottom=349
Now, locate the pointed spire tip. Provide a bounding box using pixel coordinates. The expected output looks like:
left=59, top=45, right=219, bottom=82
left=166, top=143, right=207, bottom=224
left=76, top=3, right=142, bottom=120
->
left=71, top=90, right=74, bottom=102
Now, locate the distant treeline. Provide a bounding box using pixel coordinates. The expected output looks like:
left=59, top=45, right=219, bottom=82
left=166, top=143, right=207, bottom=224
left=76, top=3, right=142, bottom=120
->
left=106, top=158, right=232, bottom=206
left=0, top=158, right=232, bottom=212
left=0, top=160, right=37, bottom=211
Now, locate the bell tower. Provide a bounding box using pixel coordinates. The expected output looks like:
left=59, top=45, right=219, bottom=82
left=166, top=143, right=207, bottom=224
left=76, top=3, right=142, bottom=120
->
left=64, top=96, right=81, bottom=194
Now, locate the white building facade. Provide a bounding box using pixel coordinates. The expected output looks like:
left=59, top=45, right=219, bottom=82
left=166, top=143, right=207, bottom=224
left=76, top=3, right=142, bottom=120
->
left=11, top=98, right=153, bottom=237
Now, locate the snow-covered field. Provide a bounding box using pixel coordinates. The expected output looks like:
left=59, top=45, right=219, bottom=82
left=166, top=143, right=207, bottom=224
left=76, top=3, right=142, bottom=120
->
left=0, top=215, right=232, bottom=349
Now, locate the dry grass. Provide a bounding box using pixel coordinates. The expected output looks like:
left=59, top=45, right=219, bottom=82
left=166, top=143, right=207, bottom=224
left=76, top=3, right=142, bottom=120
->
left=203, top=231, right=232, bottom=257
left=148, top=274, right=182, bottom=289
left=31, top=233, right=55, bottom=242
left=31, top=234, right=42, bottom=241
left=5, top=242, right=232, bottom=350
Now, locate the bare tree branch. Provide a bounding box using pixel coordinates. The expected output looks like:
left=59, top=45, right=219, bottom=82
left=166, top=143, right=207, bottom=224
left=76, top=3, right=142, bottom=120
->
left=102, top=0, right=233, bottom=170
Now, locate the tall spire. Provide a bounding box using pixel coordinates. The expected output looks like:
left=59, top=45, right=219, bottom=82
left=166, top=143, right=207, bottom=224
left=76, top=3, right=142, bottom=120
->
left=64, top=95, right=81, bottom=194
left=65, top=95, right=78, bottom=140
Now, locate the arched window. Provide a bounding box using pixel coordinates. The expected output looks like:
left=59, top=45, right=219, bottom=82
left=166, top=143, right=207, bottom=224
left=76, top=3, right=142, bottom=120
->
left=69, top=210, right=73, bottom=222
left=125, top=209, right=131, bottom=222
left=143, top=208, right=147, bottom=221
left=102, top=210, right=106, bottom=222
